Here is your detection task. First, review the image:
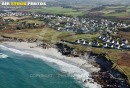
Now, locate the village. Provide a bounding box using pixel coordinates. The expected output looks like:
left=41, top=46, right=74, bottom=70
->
left=74, top=32, right=130, bottom=50
left=0, top=11, right=130, bottom=51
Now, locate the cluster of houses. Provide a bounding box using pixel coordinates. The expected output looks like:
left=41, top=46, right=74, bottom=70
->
left=74, top=33, right=130, bottom=50
left=0, top=11, right=129, bottom=34
left=0, top=11, right=32, bottom=17
left=0, top=10, right=49, bottom=18
left=99, top=33, right=130, bottom=49
left=0, top=10, right=130, bottom=51
left=14, top=21, right=45, bottom=30
left=0, top=11, right=46, bottom=30
left=75, top=39, right=100, bottom=47
left=44, top=15, right=129, bottom=34
left=0, top=18, right=44, bottom=30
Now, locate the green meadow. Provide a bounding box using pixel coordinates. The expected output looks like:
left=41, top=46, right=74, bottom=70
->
left=31, top=7, right=84, bottom=16
left=91, top=5, right=130, bottom=18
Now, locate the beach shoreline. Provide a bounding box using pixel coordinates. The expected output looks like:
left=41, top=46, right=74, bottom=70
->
left=1, top=41, right=130, bottom=88
left=2, top=41, right=100, bottom=73
left=0, top=41, right=101, bottom=88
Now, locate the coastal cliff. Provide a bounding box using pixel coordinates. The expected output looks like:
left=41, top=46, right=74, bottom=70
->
left=0, top=35, right=130, bottom=87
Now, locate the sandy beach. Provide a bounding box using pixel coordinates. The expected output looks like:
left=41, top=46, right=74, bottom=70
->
left=2, top=42, right=100, bottom=73
left=0, top=41, right=102, bottom=88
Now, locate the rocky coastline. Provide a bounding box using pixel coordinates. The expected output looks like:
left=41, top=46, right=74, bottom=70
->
left=0, top=35, right=130, bottom=88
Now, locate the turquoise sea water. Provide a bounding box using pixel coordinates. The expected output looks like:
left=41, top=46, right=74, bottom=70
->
left=0, top=47, right=84, bottom=88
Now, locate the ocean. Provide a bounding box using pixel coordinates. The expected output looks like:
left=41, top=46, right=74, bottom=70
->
left=0, top=45, right=99, bottom=88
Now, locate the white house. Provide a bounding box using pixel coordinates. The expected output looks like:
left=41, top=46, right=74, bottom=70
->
left=115, top=41, right=119, bottom=45
left=103, top=43, right=108, bottom=48
left=122, top=45, right=129, bottom=49
left=115, top=45, right=120, bottom=49
left=99, top=36, right=102, bottom=39
left=81, top=40, right=86, bottom=45
left=106, top=39, right=110, bottom=43
left=75, top=40, right=80, bottom=44
left=110, top=45, right=114, bottom=48
left=88, top=41, right=92, bottom=45
left=112, top=40, right=115, bottom=44
left=121, top=43, right=125, bottom=47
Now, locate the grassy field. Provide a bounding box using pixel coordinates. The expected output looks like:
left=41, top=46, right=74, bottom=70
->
left=3, top=16, right=31, bottom=20
left=63, top=33, right=99, bottom=42
left=105, top=6, right=126, bottom=9
left=20, top=19, right=44, bottom=24
left=31, top=7, right=84, bottom=16
left=117, top=32, right=130, bottom=45
left=5, top=18, right=45, bottom=28
left=2, top=29, right=99, bottom=43
left=90, top=5, right=130, bottom=18
left=104, top=12, right=130, bottom=17
left=0, top=28, right=73, bottom=43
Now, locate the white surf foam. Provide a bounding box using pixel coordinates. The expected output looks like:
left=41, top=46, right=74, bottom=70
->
left=0, top=53, right=8, bottom=58
left=0, top=45, right=101, bottom=88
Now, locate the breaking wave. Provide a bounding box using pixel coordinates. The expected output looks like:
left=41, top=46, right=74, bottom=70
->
left=0, top=45, right=101, bottom=88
